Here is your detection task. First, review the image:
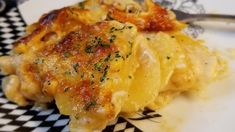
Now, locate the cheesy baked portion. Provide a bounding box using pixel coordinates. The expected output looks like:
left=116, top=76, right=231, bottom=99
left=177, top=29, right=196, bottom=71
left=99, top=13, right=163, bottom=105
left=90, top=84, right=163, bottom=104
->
left=0, top=0, right=227, bottom=131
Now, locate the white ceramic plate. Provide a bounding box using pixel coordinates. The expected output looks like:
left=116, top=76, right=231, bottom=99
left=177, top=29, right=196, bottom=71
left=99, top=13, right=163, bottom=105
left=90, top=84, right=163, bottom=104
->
left=0, top=0, right=234, bottom=131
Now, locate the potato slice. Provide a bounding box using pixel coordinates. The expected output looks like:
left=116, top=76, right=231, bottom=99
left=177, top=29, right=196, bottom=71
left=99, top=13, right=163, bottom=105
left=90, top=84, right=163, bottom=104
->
left=145, top=32, right=180, bottom=91
left=2, top=75, right=28, bottom=106
left=0, top=56, right=15, bottom=75
left=122, top=35, right=161, bottom=112
left=145, top=32, right=181, bottom=109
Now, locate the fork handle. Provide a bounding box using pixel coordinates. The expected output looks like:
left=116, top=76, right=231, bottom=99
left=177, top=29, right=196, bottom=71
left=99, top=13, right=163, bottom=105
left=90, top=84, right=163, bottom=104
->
left=184, top=14, right=235, bottom=23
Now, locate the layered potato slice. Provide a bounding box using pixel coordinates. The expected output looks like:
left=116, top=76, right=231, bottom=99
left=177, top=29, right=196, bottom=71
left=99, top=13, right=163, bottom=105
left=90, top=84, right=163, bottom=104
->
left=148, top=32, right=227, bottom=108
left=144, top=32, right=180, bottom=91
left=122, top=34, right=161, bottom=113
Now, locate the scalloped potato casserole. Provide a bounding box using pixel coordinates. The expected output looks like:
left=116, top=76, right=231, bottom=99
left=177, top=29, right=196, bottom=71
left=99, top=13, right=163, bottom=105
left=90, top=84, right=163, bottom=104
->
left=0, top=0, right=227, bottom=131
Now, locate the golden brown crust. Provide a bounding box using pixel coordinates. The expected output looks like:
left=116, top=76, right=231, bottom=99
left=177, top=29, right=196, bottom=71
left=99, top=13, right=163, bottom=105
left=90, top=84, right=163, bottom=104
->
left=32, top=22, right=119, bottom=109
left=108, top=3, right=175, bottom=31
left=13, top=0, right=179, bottom=48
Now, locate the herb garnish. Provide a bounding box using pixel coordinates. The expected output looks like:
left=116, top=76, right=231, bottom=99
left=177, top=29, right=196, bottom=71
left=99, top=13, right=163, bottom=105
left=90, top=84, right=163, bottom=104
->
left=65, top=71, right=71, bottom=76
left=84, top=101, right=97, bottom=111
left=73, top=63, right=79, bottom=72
left=100, top=43, right=110, bottom=47
left=100, top=66, right=109, bottom=82
left=95, top=37, right=102, bottom=44
left=126, top=53, right=132, bottom=58
left=115, top=51, right=121, bottom=58
left=126, top=41, right=133, bottom=58
left=85, top=46, right=93, bottom=53
left=104, top=54, right=111, bottom=62
left=109, top=27, right=115, bottom=33
left=109, top=35, right=116, bottom=43
left=63, top=52, right=71, bottom=57
left=128, top=26, right=133, bottom=29
left=109, top=26, right=126, bottom=33
left=94, top=62, right=103, bottom=71
left=91, top=74, right=95, bottom=78
left=34, top=58, right=44, bottom=64
left=64, top=87, right=70, bottom=93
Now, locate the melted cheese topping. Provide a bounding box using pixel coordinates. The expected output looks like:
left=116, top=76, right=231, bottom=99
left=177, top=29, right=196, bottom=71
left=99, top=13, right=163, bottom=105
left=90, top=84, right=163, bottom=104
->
left=0, top=0, right=227, bottom=131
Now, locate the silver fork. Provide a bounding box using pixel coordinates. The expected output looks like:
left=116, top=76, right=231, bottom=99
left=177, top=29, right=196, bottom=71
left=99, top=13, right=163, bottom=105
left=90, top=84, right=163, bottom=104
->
left=172, top=9, right=235, bottom=23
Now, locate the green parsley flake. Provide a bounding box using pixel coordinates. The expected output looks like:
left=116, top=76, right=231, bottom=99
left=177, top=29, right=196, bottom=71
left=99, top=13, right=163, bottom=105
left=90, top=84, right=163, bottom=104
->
left=91, top=74, right=95, bottom=78
left=73, top=63, right=79, bottom=72
left=34, top=58, right=44, bottom=64
left=96, top=37, right=102, bottom=44
left=128, top=26, right=133, bottom=29
left=63, top=52, right=71, bottom=57
left=64, top=87, right=70, bottom=93
left=115, top=52, right=121, bottom=58
left=100, top=43, right=110, bottom=47
left=65, top=71, right=71, bottom=76
left=109, top=27, right=115, bottom=33
left=100, top=66, right=109, bottom=82
left=94, top=62, right=103, bottom=71
left=109, top=35, right=116, bottom=43
left=104, top=54, right=111, bottom=62
left=85, top=46, right=93, bottom=53
left=84, top=101, right=97, bottom=111
left=109, top=26, right=126, bottom=33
